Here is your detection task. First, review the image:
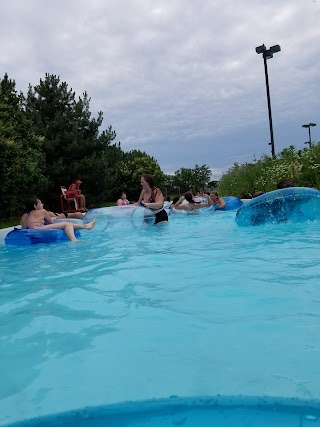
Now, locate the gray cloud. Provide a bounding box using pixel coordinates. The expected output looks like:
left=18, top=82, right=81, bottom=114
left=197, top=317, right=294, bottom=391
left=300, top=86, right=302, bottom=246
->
left=1, top=0, right=319, bottom=175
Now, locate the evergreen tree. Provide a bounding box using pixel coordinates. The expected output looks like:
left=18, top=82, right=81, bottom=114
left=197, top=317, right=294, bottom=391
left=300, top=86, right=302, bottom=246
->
left=24, top=73, right=122, bottom=207
left=0, top=74, right=46, bottom=219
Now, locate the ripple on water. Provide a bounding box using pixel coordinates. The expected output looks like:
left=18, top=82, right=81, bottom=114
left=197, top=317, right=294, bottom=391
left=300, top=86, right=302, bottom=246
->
left=1, top=213, right=320, bottom=424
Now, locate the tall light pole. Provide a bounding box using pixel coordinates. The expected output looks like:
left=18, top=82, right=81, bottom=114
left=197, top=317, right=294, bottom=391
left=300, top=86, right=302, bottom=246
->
left=255, top=44, right=281, bottom=159
left=302, top=123, right=316, bottom=148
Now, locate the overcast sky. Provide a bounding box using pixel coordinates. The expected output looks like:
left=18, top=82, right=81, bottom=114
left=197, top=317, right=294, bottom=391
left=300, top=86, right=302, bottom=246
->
left=1, top=0, right=319, bottom=178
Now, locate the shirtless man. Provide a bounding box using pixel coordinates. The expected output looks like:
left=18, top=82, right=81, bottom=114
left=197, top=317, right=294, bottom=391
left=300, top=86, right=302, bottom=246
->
left=22, top=197, right=95, bottom=242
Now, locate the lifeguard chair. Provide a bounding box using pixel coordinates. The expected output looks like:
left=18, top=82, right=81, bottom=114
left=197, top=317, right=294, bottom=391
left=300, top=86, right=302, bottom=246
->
left=60, top=186, right=81, bottom=213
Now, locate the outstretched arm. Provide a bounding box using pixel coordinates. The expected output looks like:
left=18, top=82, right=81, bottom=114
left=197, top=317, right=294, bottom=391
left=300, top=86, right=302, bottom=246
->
left=133, top=191, right=144, bottom=206
left=216, top=198, right=226, bottom=209
left=173, top=196, right=189, bottom=210
left=197, top=195, right=213, bottom=208
left=43, top=209, right=54, bottom=224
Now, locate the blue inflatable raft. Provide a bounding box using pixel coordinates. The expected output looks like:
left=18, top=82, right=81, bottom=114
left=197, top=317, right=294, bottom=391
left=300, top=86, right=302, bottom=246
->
left=5, top=228, right=81, bottom=245
left=236, top=187, right=320, bottom=226
left=220, top=196, right=243, bottom=211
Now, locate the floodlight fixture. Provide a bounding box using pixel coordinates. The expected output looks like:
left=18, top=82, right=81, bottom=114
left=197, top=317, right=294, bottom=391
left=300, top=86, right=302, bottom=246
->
left=255, top=43, right=281, bottom=158
left=302, top=123, right=317, bottom=148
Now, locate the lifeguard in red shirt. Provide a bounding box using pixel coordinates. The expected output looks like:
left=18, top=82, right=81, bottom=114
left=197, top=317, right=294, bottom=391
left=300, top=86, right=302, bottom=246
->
left=67, top=179, right=88, bottom=212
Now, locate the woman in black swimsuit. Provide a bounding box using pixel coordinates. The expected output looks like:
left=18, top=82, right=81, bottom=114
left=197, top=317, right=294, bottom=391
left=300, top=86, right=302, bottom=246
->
left=136, top=174, right=168, bottom=224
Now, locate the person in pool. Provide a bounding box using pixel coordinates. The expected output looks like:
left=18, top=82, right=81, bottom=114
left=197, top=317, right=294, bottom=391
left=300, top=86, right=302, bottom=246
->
left=209, top=191, right=226, bottom=209
left=135, top=174, right=168, bottom=224
left=22, top=197, right=96, bottom=242
left=20, top=210, right=84, bottom=228
left=172, top=191, right=212, bottom=213
left=169, top=196, right=180, bottom=209
left=277, top=179, right=294, bottom=189
left=252, top=191, right=266, bottom=198
left=116, top=192, right=130, bottom=206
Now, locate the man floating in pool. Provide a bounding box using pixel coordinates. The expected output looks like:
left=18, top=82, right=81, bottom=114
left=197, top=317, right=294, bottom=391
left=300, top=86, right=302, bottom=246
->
left=22, top=197, right=96, bottom=242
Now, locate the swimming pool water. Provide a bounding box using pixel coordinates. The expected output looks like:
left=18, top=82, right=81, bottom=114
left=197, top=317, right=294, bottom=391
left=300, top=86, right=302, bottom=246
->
left=1, top=211, right=320, bottom=425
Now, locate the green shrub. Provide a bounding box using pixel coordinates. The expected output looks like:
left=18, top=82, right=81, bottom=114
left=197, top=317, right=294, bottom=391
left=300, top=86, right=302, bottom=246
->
left=219, top=144, right=320, bottom=197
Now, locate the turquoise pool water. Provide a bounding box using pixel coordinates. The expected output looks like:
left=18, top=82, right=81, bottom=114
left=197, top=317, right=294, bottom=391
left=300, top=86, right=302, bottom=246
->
left=1, top=211, right=320, bottom=425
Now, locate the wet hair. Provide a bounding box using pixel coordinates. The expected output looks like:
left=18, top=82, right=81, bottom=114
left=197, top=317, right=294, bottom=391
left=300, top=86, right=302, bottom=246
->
left=277, top=179, right=294, bottom=189
left=210, top=191, right=219, bottom=197
left=252, top=191, right=265, bottom=198
left=172, top=196, right=179, bottom=205
left=184, top=191, right=194, bottom=203
left=120, top=191, right=127, bottom=197
left=166, top=196, right=171, bottom=202
left=141, top=174, right=155, bottom=189
left=26, top=197, right=40, bottom=212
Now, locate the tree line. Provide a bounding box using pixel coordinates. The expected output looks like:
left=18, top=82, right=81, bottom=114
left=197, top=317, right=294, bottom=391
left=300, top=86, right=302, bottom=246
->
left=0, top=73, right=213, bottom=219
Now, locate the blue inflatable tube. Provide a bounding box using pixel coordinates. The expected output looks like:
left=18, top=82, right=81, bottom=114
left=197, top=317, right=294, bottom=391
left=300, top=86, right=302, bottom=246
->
left=5, top=228, right=81, bottom=245
left=4, top=396, right=320, bottom=427
left=84, top=206, right=155, bottom=231
left=236, top=187, right=320, bottom=226
left=222, top=196, right=243, bottom=211
left=209, top=196, right=243, bottom=211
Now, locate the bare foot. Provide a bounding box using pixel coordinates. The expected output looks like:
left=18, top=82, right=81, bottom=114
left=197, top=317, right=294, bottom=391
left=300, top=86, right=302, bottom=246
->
left=84, top=219, right=96, bottom=230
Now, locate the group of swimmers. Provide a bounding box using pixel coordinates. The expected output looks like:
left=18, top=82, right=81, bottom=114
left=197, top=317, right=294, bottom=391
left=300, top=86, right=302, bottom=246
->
left=20, top=174, right=297, bottom=241
left=167, top=191, right=226, bottom=213
left=116, top=175, right=229, bottom=220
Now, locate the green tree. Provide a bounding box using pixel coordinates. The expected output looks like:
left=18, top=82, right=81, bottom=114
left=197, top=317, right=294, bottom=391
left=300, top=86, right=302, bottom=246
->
left=118, top=150, right=165, bottom=199
left=0, top=74, right=46, bottom=219
left=173, top=167, right=194, bottom=193
left=24, top=73, right=122, bottom=207
left=173, top=164, right=211, bottom=193
left=193, top=164, right=211, bottom=190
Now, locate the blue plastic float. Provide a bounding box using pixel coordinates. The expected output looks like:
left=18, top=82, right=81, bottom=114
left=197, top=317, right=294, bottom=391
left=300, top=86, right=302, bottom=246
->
left=4, top=396, right=320, bottom=427
left=5, top=228, right=81, bottom=245
left=220, top=196, right=243, bottom=211
left=204, top=196, right=243, bottom=212
left=236, top=187, right=320, bottom=227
